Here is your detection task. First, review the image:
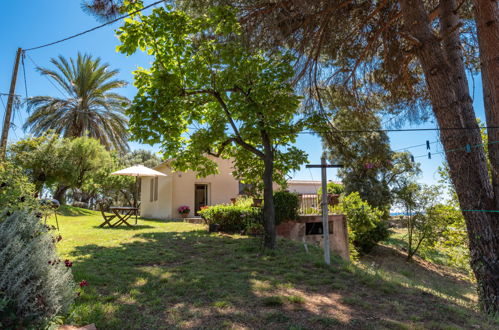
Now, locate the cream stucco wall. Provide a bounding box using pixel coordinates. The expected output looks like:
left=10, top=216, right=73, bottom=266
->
left=287, top=180, right=321, bottom=195
left=140, top=163, right=173, bottom=219
left=141, top=157, right=240, bottom=219
left=170, top=157, right=239, bottom=218
left=287, top=180, right=342, bottom=195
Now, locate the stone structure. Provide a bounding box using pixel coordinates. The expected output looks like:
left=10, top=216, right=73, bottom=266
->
left=276, top=214, right=349, bottom=261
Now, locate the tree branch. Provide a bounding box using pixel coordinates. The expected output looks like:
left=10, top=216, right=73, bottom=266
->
left=207, top=138, right=236, bottom=157
left=212, top=91, right=265, bottom=158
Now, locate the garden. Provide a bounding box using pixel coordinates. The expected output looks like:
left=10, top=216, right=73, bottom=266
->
left=3, top=205, right=495, bottom=329
left=2, top=0, right=499, bottom=327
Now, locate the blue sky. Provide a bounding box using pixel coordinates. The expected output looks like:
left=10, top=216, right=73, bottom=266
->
left=0, top=1, right=486, bottom=186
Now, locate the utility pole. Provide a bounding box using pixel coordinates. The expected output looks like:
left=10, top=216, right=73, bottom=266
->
left=306, top=156, right=344, bottom=265
left=0, top=48, right=23, bottom=160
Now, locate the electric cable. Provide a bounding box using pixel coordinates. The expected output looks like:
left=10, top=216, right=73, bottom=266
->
left=24, top=0, right=165, bottom=52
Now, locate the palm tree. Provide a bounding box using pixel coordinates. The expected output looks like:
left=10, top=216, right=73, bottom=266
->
left=24, top=53, right=130, bottom=153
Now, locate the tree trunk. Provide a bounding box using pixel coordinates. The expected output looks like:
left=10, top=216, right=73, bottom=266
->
left=474, top=0, right=499, bottom=208
left=399, top=0, right=499, bottom=313
left=261, top=131, right=276, bottom=249
left=53, top=185, right=69, bottom=204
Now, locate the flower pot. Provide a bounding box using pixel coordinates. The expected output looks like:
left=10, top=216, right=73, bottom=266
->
left=180, top=213, right=188, bottom=218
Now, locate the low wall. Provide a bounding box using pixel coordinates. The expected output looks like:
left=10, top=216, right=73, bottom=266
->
left=276, top=214, right=349, bottom=261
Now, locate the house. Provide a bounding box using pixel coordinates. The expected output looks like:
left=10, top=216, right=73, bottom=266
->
left=140, top=157, right=339, bottom=219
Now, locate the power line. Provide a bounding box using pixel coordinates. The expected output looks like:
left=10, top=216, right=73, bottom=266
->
left=25, top=54, right=68, bottom=98
left=298, top=126, right=499, bottom=134
left=24, top=0, right=165, bottom=52
left=393, top=140, right=438, bottom=152
left=412, top=138, right=499, bottom=160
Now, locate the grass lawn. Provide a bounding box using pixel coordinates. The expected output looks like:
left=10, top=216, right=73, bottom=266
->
left=49, top=207, right=498, bottom=329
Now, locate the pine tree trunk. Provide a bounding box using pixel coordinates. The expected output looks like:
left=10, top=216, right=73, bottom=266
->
left=399, top=0, right=499, bottom=313
left=473, top=0, right=499, bottom=208
left=262, top=132, right=276, bottom=249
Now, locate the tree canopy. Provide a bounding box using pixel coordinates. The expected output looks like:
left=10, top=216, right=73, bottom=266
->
left=117, top=4, right=307, bottom=248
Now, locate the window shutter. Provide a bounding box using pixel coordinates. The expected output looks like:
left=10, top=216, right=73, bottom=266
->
left=154, top=177, right=159, bottom=201
left=150, top=178, right=154, bottom=202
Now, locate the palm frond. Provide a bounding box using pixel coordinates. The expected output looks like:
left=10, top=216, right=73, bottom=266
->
left=25, top=53, right=130, bottom=152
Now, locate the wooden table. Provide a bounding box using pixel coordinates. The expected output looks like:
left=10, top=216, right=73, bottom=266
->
left=100, top=206, right=139, bottom=228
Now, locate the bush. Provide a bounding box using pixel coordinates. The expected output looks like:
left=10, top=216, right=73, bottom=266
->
left=199, top=204, right=262, bottom=233
left=0, top=212, right=76, bottom=327
left=340, top=192, right=387, bottom=255
left=0, top=162, right=38, bottom=218
left=273, top=190, right=300, bottom=225
left=318, top=182, right=345, bottom=195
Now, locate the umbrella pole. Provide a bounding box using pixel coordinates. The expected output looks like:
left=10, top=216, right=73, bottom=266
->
left=135, top=176, right=139, bottom=224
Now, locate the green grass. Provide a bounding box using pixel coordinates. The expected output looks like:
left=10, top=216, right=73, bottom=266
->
left=48, top=206, right=498, bottom=329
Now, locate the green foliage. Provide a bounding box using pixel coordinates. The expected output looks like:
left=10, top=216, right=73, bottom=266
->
left=0, top=212, right=76, bottom=327
left=7, top=133, right=65, bottom=195
left=273, top=190, right=300, bottom=225
left=199, top=204, right=262, bottom=233
left=233, top=196, right=254, bottom=208
left=325, top=182, right=344, bottom=195
left=419, top=204, right=470, bottom=273
left=397, top=184, right=444, bottom=260
left=8, top=134, right=114, bottom=203
left=339, top=192, right=387, bottom=255
left=25, top=53, right=130, bottom=153
left=63, top=136, right=113, bottom=191
left=0, top=162, right=38, bottom=217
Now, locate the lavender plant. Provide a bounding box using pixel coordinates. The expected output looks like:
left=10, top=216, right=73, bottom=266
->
left=0, top=211, right=76, bottom=326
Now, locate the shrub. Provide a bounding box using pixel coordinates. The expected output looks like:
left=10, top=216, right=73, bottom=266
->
left=0, top=162, right=38, bottom=218
left=273, top=190, right=300, bottom=225
left=199, top=204, right=262, bottom=233
left=0, top=212, right=76, bottom=327
left=318, top=182, right=345, bottom=195
left=339, top=192, right=387, bottom=255
left=234, top=196, right=254, bottom=207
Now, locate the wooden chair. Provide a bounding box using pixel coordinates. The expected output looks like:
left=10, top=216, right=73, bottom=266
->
left=98, top=200, right=118, bottom=227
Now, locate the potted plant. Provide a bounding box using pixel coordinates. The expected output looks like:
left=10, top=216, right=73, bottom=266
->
left=178, top=205, right=190, bottom=218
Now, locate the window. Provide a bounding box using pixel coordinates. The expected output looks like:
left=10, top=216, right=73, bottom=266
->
left=150, top=177, right=158, bottom=202
left=238, top=181, right=254, bottom=195
left=305, top=222, right=333, bottom=235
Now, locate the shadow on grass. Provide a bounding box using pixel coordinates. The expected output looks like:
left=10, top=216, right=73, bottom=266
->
left=57, top=205, right=96, bottom=217
left=65, top=230, right=496, bottom=330
left=90, top=225, right=155, bottom=230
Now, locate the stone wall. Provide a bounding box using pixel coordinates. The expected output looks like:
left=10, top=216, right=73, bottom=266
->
left=276, top=214, right=349, bottom=261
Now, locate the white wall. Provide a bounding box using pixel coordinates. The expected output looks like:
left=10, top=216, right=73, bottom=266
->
left=287, top=181, right=321, bottom=195
left=140, top=164, right=173, bottom=219
left=171, top=157, right=239, bottom=217
left=141, top=157, right=240, bottom=219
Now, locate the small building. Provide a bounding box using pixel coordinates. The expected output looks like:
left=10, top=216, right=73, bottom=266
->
left=140, top=157, right=240, bottom=219
left=286, top=179, right=342, bottom=195
left=140, top=157, right=341, bottom=219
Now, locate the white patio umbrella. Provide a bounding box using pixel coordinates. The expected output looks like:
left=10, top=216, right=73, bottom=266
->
left=111, top=165, right=167, bottom=207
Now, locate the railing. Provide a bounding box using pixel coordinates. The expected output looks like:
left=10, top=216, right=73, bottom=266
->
left=298, top=194, right=320, bottom=214
left=298, top=194, right=340, bottom=215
